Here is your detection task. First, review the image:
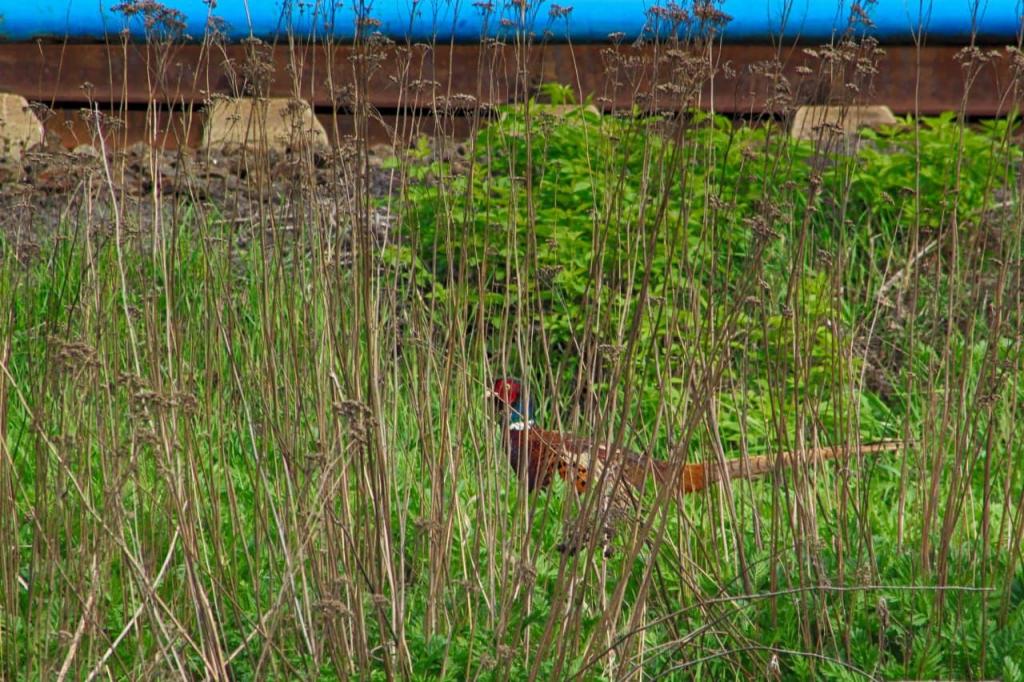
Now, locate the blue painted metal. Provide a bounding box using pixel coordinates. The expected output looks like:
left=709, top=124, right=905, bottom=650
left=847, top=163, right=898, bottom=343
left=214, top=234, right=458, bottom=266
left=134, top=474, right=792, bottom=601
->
left=0, top=0, right=1020, bottom=43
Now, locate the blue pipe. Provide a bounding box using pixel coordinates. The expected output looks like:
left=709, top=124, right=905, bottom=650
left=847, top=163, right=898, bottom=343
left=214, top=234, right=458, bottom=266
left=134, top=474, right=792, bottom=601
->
left=0, top=1, right=1020, bottom=43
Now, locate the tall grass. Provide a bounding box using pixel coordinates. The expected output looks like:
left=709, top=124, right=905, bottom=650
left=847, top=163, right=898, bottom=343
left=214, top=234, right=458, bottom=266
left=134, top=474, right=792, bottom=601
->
left=1, top=1, right=1023, bottom=679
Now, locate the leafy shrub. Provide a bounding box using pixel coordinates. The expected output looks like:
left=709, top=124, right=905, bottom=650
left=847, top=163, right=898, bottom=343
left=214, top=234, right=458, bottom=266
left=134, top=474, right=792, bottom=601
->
left=835, top=112, right=1020, bottom=233
left=393, top=101, right=1018, bottom=447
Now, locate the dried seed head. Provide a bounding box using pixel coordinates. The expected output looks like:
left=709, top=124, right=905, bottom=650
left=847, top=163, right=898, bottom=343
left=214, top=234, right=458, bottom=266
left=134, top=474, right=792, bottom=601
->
left=692, top=1, right=731, bottom=26
left=517, top=560, right=537, bottom=585
left=317, top=598, right=353, bottom=619
left=549, top=4, right=572, bottom=19
left=537, top=264, right=562, bottom=285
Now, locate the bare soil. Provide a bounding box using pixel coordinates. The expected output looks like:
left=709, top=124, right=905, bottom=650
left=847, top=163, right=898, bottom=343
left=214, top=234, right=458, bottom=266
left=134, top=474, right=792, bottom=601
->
left=0, top=136, right=404, bottom=262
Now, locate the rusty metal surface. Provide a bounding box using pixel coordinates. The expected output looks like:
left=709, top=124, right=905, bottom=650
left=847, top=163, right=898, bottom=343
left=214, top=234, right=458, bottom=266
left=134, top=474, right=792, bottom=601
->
left=43, top=107, right=204, bottom=150
left=41, top=106, right=473, bottom=149
left=1, top=42, right=1019, bottom=150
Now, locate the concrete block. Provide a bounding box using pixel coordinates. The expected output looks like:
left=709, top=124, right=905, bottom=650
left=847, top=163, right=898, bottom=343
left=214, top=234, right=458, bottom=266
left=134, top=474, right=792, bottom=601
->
left=791, top=105, right=898, bottom=141
left=203, top=97, right=328, bottom=152
left=0, top=93, right=44, bottom=161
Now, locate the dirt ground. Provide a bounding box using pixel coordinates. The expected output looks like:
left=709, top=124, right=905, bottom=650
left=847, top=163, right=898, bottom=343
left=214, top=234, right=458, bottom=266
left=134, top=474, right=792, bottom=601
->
left=0, top=135, right=410, bottom=262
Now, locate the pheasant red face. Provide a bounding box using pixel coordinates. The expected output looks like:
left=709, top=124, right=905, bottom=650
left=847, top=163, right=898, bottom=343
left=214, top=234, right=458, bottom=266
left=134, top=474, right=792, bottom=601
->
left=486, top=377, right=534, bottom=425
left=488, top=378, right=521, bottom=406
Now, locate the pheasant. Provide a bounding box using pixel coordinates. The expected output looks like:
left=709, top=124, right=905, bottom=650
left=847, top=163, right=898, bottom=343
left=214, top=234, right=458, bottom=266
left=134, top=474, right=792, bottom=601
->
left=487, top=377, right=902, bottom=555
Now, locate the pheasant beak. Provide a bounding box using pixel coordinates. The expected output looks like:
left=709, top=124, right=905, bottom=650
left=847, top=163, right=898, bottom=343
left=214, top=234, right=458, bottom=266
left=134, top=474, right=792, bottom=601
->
left=484, top=388, right=495, bottom=399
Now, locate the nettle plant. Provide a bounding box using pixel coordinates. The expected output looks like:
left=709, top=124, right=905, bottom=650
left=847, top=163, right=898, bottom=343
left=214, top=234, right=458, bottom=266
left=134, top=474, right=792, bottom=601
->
left=391, top=101, right=1018, bottom=436
left=839, top=112, right=1021, bottom=231
left=396, top=108, right=812, bottom=339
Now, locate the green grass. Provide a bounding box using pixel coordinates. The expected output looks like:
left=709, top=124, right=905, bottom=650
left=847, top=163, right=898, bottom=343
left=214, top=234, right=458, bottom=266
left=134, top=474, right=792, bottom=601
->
left=2, top=42, right=1024, bottom=682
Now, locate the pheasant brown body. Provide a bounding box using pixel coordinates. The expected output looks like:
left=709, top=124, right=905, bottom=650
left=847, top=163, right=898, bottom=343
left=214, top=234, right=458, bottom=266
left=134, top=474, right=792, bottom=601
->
left=506, top=424, right=901, bottom=496
left=489, top=378, right=902, bottom=554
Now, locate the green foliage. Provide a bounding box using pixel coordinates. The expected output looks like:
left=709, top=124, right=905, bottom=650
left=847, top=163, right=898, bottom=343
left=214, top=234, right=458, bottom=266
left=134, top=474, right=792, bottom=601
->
left=396, top=106, right=1018, bottom=450
left=399, top=106, right=820, bottom=423
left=838, top=112, right=1020, bottom=231
left=6, top=84, right=1022, bottom=679
left=371, top=105, right=1023, bottom=677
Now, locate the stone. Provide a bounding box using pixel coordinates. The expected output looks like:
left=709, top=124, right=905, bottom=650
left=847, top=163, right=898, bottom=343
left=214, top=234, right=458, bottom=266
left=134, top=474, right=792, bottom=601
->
left=0, top=93, right=45, bottom=161
left=203, top=97, right=328, bottom=153
left=790, top=105, right=898, bottom=142
left=72, top=144, right=100, bottom=158
left=0, top=157, right=23, bottom=183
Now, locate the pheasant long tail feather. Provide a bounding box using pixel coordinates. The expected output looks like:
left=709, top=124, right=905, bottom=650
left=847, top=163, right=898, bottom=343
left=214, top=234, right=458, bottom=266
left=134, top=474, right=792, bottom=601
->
left=663, top=440, right=904, bottom=494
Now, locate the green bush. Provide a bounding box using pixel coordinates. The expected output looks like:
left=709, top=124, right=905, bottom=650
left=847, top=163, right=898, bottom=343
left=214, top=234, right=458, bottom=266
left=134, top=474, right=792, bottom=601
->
left=394, top=103, right=1017, bottom=445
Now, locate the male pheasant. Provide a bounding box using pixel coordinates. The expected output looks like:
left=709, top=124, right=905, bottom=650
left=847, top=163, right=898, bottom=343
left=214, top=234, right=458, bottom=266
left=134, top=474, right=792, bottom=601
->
left=487, top=377, right=901, bottom=555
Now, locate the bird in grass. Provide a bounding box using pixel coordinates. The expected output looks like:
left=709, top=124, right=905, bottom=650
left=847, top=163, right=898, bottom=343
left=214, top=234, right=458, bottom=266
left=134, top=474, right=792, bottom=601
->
left=486, top=377, right=902, bottom=555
